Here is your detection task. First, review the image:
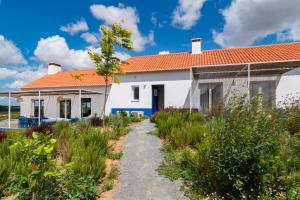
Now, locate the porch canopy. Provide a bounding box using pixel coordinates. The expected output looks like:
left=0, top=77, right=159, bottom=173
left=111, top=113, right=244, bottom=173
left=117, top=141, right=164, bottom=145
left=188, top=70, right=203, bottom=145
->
left=0, top=89, right=104, bottom=129
left=188, top=60, right=300, bottom=111
left=192, top=60, right=300, bottom=79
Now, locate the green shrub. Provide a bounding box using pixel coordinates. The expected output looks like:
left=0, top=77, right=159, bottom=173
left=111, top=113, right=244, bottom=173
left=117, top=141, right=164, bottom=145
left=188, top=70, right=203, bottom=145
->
left=101, top=180, right=113, bottom=192
left=24, top=123, right=55, bottom=138
left=4, top=132, right=64, bottom=199
left=155, top=96, right=300, bottom=199
left=58, top=170, right=98, bottom=200
left=0, top=131, right=7, bottom=142
left=70, top=128, right=108, bottom=180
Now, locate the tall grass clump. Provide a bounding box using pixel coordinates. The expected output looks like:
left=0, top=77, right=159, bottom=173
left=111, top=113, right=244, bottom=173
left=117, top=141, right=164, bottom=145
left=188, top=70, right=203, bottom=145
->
left=153, top=109, right=204, bottom=148
left=70, top=127, right=108, bottom=180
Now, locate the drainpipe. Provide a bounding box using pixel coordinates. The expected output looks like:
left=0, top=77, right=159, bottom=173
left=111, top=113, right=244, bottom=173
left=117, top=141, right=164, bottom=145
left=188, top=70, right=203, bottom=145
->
left=8, top=92, right=11, bottom=129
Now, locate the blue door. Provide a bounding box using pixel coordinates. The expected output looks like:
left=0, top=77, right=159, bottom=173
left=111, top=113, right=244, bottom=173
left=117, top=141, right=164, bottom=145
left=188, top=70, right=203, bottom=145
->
left=152, top=87, right=158, bottom=114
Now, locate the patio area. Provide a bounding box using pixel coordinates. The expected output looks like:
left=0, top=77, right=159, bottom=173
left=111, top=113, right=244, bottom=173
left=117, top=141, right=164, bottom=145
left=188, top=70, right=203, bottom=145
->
left=0, top=89, right=104, bottom=129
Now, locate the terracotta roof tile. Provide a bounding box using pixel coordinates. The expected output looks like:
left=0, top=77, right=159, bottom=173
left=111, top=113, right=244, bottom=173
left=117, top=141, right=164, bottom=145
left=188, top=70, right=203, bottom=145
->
left=22, top=69, right=111, bottom=89
left=122, top=42, right=300, bottom=73
left=22, top=42, right=300, bottom=89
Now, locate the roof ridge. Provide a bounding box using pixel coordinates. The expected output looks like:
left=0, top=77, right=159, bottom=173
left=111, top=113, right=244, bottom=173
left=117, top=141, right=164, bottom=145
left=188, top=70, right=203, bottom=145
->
left=56, top=68, right=96, bottom=74
left=127, top=41, right=300, bottom=59
left=127, top=51, right=189, bottom=59
left=202, top=41, right=300, bottom=53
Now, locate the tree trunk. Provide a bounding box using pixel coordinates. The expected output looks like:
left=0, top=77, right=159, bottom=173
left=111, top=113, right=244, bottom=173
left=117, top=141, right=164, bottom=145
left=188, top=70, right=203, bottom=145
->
left=102, top=76, right=108, bottom=126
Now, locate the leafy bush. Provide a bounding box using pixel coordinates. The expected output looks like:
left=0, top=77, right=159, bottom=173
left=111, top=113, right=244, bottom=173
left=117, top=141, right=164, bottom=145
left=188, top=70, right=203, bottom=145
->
left=0, top=131, right=7, bottom=142
left=154, top=109, right=204, bottom=139
left=24, top=122, right=55, bottom=138
left=58, top=170, right=97, bottom=200
left=155, top=96, right=300, bottom=199
left=4, top=132, right=64, bottom=199
left=0, top=110, right=135, bottom=199
left=90, top=115, right=103, bottom=127
left=70, top=128, right=108, bottom=180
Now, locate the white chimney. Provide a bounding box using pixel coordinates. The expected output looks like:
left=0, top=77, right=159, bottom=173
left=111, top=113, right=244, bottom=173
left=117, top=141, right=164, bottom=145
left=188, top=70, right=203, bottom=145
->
left=159, top=51, right=170, bottom=55
left=48, top=63, right=62, bottom=75
left=191, top=38, right=202, bottom=54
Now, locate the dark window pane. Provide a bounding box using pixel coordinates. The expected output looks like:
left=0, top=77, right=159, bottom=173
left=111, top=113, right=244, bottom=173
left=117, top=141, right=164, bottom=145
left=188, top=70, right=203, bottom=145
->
left=81, top=98, right=91, bottom=117
left=250, top=81, right=275, bottom=108
left=133, top=86, right=139, bottom=100
left=33, top=100, right=44, bottom=117
left=199, top=83, right=222, bottom=113
left=59, top=100, right=71, bottom=119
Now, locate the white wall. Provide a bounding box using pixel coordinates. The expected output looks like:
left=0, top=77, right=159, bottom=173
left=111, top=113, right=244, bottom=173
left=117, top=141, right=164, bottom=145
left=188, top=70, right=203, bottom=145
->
left=276, top=67, right=300, bottom=105
left=20, top=86, right=108, bottom=118
left=20, top=66, right=300, bottom=118
left=106, top=70, right=192, bottom=115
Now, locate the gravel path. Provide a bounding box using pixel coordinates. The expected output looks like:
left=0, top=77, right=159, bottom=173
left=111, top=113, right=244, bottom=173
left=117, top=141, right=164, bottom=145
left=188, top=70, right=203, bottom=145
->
left=115, top=119, right=188, bottom=200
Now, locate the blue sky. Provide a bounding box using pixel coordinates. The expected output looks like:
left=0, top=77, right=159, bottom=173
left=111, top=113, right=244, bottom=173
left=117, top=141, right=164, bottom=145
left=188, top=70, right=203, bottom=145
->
left=0, top=0, right=300, bottom=104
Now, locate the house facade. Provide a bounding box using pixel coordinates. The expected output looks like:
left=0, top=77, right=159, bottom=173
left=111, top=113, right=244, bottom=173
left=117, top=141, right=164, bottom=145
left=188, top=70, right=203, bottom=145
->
left=20, top=40, right=300, bottom=118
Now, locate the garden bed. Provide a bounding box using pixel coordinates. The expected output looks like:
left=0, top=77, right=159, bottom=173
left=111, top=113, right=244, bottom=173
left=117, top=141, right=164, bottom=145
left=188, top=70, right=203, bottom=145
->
left=153, top=97, right=300, bottom=200
left=0, top=114, right=144, bottom=200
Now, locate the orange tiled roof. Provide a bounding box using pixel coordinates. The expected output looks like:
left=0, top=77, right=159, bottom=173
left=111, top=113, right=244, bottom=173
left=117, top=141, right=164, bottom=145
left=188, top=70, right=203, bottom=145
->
left=22, top=69, right=111, bottom=89
left=23, top=42, right=300, bottom=89
left=122, top=42, right=300, bottom=73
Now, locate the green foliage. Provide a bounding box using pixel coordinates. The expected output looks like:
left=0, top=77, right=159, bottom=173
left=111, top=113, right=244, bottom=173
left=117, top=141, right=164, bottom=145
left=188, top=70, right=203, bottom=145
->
left=101, top=181, right=113, bottom=193
left=88, top=22, right=133, bottom=120
left=155, top=96, right=300, bottom=199
left=107, top=151, right=123, bottom=160
left=58, top=170, right=98, bottom=200
left=70, top=128, right=108, bottom=180
left=4, top=132, right=64, bottom=199
left=0, top=110, right=133, bottom=199
left=108, top=165, right=119, bottom=180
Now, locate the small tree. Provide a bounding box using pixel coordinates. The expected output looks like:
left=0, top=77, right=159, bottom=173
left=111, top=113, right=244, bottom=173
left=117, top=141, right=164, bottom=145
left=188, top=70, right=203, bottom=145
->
left=88, top=23, right=133, bottom=124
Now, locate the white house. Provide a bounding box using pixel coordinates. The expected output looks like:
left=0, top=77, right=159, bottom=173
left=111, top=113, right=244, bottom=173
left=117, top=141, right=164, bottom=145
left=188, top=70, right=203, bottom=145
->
left=18, top=39, right=300, bottom=119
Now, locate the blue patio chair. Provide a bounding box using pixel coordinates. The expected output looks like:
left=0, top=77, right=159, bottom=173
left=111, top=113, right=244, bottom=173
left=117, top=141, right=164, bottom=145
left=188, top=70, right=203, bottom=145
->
left=70, top=118, right=79, bottom=123
left=18, top=116, right=29, bottom=128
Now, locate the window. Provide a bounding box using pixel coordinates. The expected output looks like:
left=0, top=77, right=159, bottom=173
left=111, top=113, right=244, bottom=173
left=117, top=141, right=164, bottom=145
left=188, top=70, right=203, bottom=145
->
left=59, top=99, right=71, bottom=119
left=132, top=86, right=139, bottom=101
left=199, top=83, right=222, bottom=113
left=250, top=81, right=276, bottom=108
left=33, top=100, right=44, bottom=117
left=81, top=98, right=91, bottom=117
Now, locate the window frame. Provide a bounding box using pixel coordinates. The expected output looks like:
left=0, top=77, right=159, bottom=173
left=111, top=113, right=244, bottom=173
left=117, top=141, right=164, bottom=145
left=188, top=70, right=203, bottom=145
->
left=81, top=98, right=92, bottom=117
left=59, top=99, right=72, bottom=119
left=32, top=99, right=44, bottom=118
left=132, top=85, right=140, bottom=101
left=250, top=80, right=276, bottom=108
left=199, top=83, right=223, bottom=113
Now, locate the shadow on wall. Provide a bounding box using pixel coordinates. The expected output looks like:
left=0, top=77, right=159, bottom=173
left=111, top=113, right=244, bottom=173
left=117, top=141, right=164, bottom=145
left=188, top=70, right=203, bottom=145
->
left=281, top=67, right=300, bottom=76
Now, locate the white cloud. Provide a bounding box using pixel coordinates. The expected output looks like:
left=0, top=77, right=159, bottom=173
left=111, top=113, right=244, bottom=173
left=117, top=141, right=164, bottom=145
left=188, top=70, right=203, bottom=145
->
left=151, top=12, right=165, bottom=28
left=60, top=20, right=89, bottom=35
left=114, top=51, right=131, bottom=61
left=90, top=4, right=155, bottom=51
left=172, top=0, right=206, bottom=30
left=0, top=35, right=27, bottom=65
left=213, top=0, right=300, bottom=47
left=0, top=67, right=47, bottom=89
left=0, top=67, right=17, bottom=79
left=81, top=32, right=99, bottom=45
left=34, top=35, right=94, bottom=69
